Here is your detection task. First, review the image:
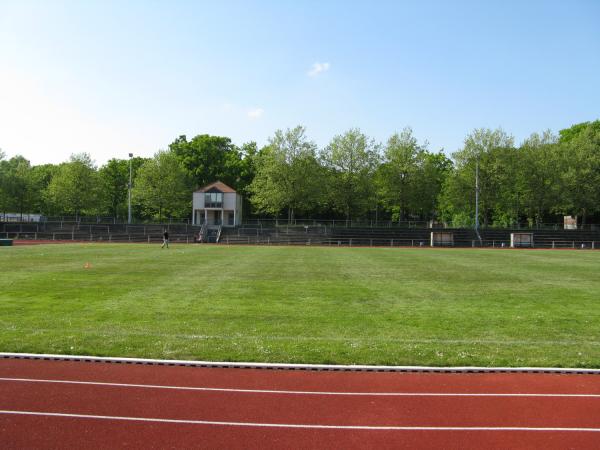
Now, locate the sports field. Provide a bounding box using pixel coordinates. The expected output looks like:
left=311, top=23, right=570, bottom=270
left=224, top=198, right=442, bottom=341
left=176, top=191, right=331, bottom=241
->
left=1, top=243, right=599, bottom=367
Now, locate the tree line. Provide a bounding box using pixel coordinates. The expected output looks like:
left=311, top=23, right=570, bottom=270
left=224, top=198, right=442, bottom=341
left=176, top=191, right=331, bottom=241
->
left=0, top=120, right=599, bottom=226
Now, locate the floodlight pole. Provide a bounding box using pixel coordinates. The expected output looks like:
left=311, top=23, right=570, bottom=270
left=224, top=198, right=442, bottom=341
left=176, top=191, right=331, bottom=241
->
left=128, top=153, right=133, bottom=224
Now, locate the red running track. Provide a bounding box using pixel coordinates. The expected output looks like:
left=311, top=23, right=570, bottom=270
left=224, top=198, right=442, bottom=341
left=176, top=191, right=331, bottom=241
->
left=1, top=358, right=599, bottom=449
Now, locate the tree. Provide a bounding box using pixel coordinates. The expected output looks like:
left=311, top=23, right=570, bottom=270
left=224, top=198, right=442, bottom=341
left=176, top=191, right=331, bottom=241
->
left=98, top=159, right=128, bottom=218
left=518, top=131, right=560, bottom=226
left=29, top=164, right=59, bottom=214
left=45, top=153, right=100, bottom=217
left=440, top=128, right=516, bottom=227
left=169, top=134, right=245, bottom=190
left=237, top=141, right=259, bottom=217
left=0, top=150, right=9, bottom=217
left=0, top=155, right=39, bottom=219
left=98, top=157, right=147, bottom=219
left=414, top=151, right=453, bottom=220
left=132, top=150, right=189, bottom=221
left=8, top=156, right=34, bottom=219
left=556, top=121, right=600, bottom=225
left=558, top=120, right=600, bottom=144
left=249, top=126, right=323, bottom=221
left=321, top=129, right=380, bottom=221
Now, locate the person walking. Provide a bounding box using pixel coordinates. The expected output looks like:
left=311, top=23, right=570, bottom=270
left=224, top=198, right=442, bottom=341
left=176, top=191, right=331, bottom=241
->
left=161, top=229, right=169, bottom=248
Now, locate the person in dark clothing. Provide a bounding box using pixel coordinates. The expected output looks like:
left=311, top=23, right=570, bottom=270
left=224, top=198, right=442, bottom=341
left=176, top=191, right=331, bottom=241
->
left=161, top=229, right=169, bottom=248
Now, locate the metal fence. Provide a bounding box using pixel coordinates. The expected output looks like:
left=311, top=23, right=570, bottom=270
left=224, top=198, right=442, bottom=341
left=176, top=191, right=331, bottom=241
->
left=237, top=218, right=600, bottom=231
left=3, top=229, right=599, bottom=250
left=2, top=214, right=599, bottom=231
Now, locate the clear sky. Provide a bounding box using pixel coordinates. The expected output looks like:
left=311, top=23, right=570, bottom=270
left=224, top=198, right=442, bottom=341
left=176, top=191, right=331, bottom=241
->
left=1, top=0, right=599, bottom=165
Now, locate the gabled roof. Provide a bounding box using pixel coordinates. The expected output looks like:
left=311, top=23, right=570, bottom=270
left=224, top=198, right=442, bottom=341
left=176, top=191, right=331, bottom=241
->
left=194, top=181, right=237, bottom=193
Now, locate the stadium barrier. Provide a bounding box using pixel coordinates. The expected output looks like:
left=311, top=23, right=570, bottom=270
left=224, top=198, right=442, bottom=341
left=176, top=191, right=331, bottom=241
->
left=3, top=219, right=600, bottom=249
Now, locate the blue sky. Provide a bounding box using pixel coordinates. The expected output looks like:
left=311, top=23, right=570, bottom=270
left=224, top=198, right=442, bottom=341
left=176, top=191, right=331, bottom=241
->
left=1, top=0, right=598, bottom=165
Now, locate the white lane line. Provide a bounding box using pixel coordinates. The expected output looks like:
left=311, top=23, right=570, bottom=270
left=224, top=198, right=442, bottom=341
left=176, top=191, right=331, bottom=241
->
left=1, top=410, right=600, bottom=431
left=3, top=352, right=600, bottom=374
left=1, top=377, right=600, bottom=398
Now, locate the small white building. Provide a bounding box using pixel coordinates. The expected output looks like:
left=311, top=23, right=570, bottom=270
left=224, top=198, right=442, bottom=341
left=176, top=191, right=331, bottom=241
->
left=192, top=181, right=242, bottom=227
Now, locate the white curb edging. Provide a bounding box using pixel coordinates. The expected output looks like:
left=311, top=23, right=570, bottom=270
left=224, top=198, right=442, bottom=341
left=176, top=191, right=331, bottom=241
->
left=1, top=352, right=599, bottom=374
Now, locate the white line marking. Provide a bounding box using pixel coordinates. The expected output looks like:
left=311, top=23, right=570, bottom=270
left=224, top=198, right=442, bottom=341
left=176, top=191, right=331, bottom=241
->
left=1, top=377, right=600, bottom=398
left=1, top=410, right=599, bottom=431
left=2, top=352, right=600, bottom=374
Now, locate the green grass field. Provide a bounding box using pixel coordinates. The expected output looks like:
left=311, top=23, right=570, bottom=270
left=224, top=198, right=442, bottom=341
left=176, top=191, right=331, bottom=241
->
left=1, top=243, right=599, bottom=367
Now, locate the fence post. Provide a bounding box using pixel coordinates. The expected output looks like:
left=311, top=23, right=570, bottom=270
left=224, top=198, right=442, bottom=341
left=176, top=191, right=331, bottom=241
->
left=572, top=241, right=575, bottom=249
left=390, top=239, right=393, bottom=247
left=71, top=230, right=74, bottom=241
left=53, top=233, right=55, bottom=241
left=552, top=241, right=555, bottom=249
left=370, top=239, right=373, bottom=247
left=349, top=238, right=352, bottom=247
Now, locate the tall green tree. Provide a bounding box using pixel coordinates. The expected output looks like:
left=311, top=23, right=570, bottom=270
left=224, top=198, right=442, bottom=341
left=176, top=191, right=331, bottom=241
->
left=0, top=150, right=9, bottom=216
left=45, top=153, right=100, bottom=217
left=440, top=128, right=516, bottom=227
left=377, top=129, right=452, bottom=222
left=7, top=156, right=35, bottom=219
left=98, top=157, right=148, bottom=219
left=322, top=128, right=380, bottom=220
left=0, top=155, right=40, bottom=218
left=237, top=141, right=259, bottom=217
left=518, top=131, right=560, bottom=226
left=414, top=151, right=453, bottom=220
left=558, top=120, right=600, bottom=144
left=249, top=126, right=323, bottom=221
left=99, top=158, right=128, bottom=218
left=29, top=164, right=59, bottom=214
left=132, top=150, right=189, bottom=221
left=556, top=121, right=600, bottom=225
left=169, top=134, right=245, bottom=190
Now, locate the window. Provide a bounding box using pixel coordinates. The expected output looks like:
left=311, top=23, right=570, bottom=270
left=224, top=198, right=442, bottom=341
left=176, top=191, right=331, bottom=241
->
left=204, top=192, right=223, bottom=208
